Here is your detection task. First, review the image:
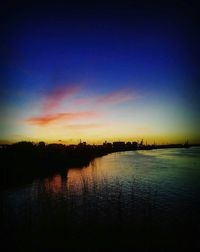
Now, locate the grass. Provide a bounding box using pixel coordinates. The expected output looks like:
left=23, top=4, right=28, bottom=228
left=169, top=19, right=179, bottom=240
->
left=1, top=168, right=199, bottom=251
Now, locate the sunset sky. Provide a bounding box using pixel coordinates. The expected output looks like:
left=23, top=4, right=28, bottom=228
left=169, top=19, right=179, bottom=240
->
left=0, top=0, right=199, bottom=144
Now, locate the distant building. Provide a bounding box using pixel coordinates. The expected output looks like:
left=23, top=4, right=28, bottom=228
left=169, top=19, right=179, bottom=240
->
left=103, top=141, right=112, bottom=151
left=140, top=139, right=143, bottom=146
left=78, top=140, right=87, bottom=148
left=103, top=141, right=112, bottom=147
left=132, top=141, right=138, bottom=148
left=113, top=141, right=126, bottom=149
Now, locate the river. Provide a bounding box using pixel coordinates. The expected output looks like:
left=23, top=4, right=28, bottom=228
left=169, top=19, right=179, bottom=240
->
left=1, top=147, right=200, bottom=250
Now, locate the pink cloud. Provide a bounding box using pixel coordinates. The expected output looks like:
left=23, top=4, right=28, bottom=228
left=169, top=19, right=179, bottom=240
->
left=26, top=111, right=100, bottom=126
left=73, top=89, right=138, bottom=106
left=96, top=90, right=134, bottom=105
left=42, top=85, right=80, bottom=112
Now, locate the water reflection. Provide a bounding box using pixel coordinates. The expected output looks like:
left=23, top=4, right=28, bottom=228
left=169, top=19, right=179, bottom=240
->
left=42, top=147, right=200, bottom=202
left=2, top=147, right=200, bottom=250
left=43, top=162, right=99, bottom=195
left=44, top=175, right=63, bottom=194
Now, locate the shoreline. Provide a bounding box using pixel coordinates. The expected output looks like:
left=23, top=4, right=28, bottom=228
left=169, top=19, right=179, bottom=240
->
left=0, top=142, right=198, bottom=191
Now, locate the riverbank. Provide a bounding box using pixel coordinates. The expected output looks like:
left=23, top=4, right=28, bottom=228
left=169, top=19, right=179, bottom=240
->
left=0, top=141, right=197, bottom=190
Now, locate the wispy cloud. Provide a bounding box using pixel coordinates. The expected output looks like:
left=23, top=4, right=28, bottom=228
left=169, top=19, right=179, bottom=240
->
left=96, top=89, right=135, bottom=105
left=42, top=85, right=80, bottom=112
left=26, top=111, right=100, bottom=126
left=73, top=89, right=138, bottom=106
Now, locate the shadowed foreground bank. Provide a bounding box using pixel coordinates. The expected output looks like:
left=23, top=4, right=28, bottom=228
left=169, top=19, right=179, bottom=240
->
left=0, top=140, right=195, bottom=190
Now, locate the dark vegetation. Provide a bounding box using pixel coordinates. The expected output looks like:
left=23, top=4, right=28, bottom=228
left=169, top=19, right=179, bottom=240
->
left=1, top=174, right=199, bottom=251
left=0, top=141, right=107, bottom=190
left=0, top=140, right=193, bottom=190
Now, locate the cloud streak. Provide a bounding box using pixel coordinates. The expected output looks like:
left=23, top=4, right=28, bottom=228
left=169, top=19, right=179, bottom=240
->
left=73, top=89, right=138, bottom=106
left=96, top=89, right=134, bottom=105
left=26, top=111, right=100, bottom=126
left=42, top=85, right=80, bottom=112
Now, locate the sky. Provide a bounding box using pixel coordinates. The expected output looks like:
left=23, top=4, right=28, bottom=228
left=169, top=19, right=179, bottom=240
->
left=0, top=0, right=199, bottom=144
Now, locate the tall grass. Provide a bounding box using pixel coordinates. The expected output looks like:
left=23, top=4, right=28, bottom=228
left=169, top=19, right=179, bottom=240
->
left=1, top=169, right=198, bottom=250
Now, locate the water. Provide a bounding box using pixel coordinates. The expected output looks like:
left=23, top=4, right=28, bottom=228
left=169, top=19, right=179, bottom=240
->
left=1, top=147, right=200, bottom=249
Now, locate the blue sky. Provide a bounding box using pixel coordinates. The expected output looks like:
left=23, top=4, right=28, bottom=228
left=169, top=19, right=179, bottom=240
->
left=0, top=0, right=199, bottom=144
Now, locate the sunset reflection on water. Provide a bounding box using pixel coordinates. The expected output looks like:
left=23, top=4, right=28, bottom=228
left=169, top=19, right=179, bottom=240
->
left=44, top=159, right=102, bottom=195
left=44, top=175, right=63, bottom=194
left=43, top=152, right=146, bottom=195
left=42, top=148, right=200, bottom=204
